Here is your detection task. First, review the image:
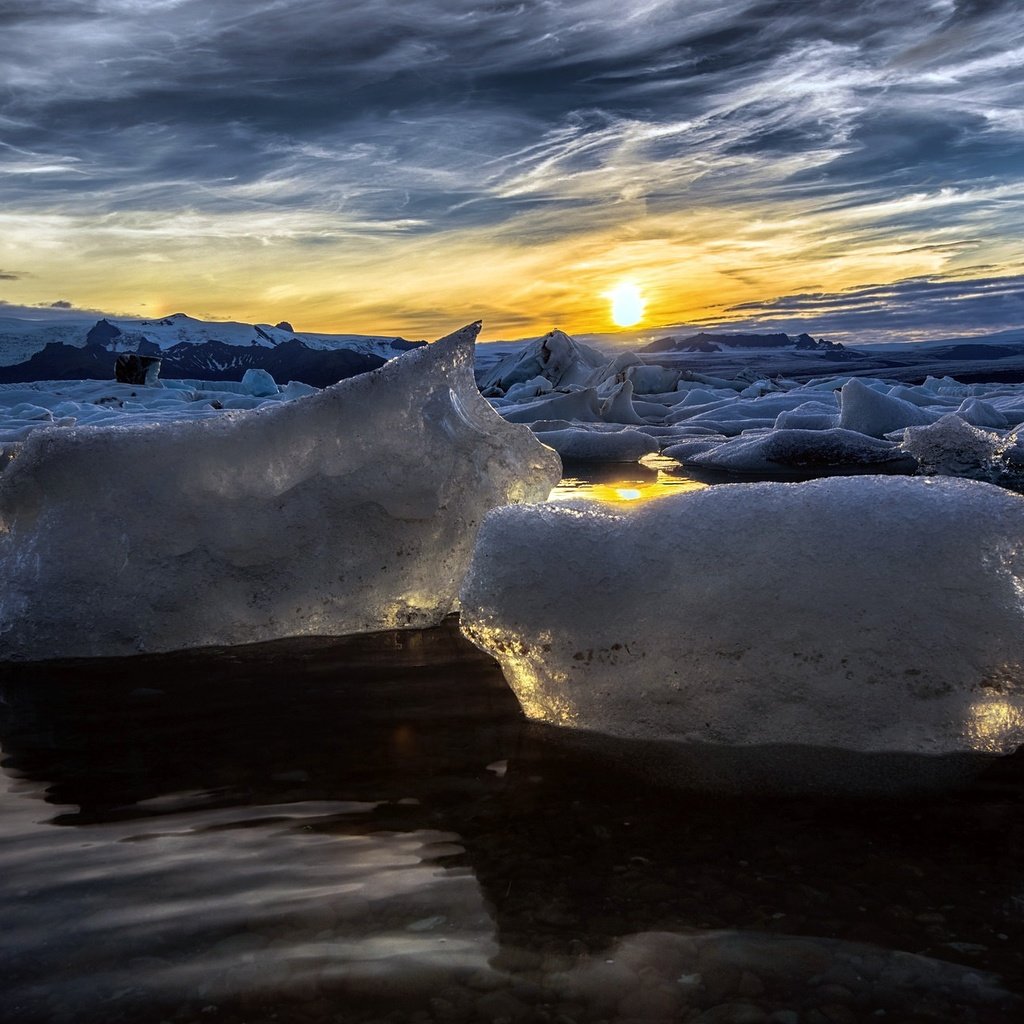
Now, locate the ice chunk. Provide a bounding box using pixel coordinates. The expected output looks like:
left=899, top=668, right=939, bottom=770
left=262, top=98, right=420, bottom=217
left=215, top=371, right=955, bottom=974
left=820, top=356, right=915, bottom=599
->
left=280, top=380, right=318, bottom=399
left=500, top=388, right=604, bottom=424
left=773, top=400, right=839, bottom=431
left=0, top=324, right=561, bottom=661
left=839, top=378, right=936, bottom=437
left=623, top=364, right=680, bottom=394
left=460, top=477, right=1024, bottom=787
left=598, top=380, right=647, bottom=425
left=955, top=397, right=1006, bottom=429
left=476, top=328, right=607, bottom=393
left=503, top=375, right=554, bottom=402
left=672, top=428, right=917, bottom=476
left=900, top=413, right=1001, bottom=478
left=531, top=427, right=660, bottom=462
left=240, top=368, right=279, bottom=397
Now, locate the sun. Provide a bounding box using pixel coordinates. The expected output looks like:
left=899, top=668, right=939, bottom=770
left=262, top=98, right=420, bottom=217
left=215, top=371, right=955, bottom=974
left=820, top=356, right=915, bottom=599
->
left=608, top=282, right=645, bottom=327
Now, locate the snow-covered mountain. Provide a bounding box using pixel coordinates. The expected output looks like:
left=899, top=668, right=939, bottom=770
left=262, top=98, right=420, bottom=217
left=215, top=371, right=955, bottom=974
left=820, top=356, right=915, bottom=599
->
left=0, top=313, right=425, bottom=386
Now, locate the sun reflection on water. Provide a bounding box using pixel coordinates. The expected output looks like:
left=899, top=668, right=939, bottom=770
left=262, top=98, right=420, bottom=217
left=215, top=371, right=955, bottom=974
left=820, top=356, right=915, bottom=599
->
left=548, top=471, right=707, bottom=507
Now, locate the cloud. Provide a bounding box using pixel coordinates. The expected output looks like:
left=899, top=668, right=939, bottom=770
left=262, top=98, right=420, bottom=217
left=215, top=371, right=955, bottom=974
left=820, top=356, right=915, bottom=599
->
left=699, top=272, right=1024, bottom=342
left=0, top=299, right=131, bottom=320
left=1, top=1, right=1023, bottom=334
left=0, top=269, right=20, bottom=280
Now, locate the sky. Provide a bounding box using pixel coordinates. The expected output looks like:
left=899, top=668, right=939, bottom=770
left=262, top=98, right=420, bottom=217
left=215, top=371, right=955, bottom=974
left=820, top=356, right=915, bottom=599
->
left=1, top=0, right=1023, bottom=343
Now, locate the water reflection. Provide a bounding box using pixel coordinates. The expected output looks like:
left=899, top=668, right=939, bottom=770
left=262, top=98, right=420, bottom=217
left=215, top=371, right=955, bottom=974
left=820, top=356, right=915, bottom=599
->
left=549, top=456, right=708, bottom=505
left=1, top=621, right=1023, bottom=1023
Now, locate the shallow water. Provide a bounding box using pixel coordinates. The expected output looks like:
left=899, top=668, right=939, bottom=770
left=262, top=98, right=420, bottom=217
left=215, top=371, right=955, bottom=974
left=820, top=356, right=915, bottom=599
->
left=1, top=617, right=1023, bottom=1024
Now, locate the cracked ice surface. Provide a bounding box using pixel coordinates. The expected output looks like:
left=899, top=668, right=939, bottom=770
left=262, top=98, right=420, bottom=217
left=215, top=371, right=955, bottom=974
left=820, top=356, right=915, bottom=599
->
left=460, top=476, right=1024, bottom=763
left=0, top=324, right=561, bottom=661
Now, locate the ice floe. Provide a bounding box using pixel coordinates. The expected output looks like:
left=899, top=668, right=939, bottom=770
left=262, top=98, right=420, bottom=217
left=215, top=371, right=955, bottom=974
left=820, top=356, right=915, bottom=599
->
left=0, top=324, right=561, bottom=661
left=460, top=476, right=1024, bottom=790
left=666, top=427, right=917, bottom=476
left=477, top=329, right=1024, bottom=483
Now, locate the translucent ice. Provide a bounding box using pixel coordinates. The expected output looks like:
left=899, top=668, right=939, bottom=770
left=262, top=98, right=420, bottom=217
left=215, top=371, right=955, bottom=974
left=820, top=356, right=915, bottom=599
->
left=0, top=324, right=561, bottom=661
left=460, top=477, right=1024, bottom=775
left=899, top=413, right=1002, bottom=479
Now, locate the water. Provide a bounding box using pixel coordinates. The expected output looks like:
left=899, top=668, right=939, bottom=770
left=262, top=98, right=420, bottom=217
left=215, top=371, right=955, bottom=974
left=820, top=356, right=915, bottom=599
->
left=2, top=617, right=1023, bottom=1024
left=2, top=469, right=1023, bottom=1023
left=549, top=456, right=708, bottom=506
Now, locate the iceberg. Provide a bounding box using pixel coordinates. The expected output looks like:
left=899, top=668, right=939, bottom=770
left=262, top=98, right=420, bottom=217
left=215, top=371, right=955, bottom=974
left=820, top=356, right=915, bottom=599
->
left=460, top=476, right=1024, bottom=791
left=476, top=329, right=607, bottom=394
left=900, top=413, right=1001, bottom=478
left=838, top=378, right=937, bottom=437
left=667, top=428, right=917, bottom=476
left=0, top=324, right=561, bottom=661
left=531, top=426, right=660, bottom=462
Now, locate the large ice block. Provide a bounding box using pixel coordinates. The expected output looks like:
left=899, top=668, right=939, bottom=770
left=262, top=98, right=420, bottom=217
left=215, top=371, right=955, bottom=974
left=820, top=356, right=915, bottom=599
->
left=0, top=324, right=561, bottom=660
left=460, top=476, right=1024, bottom=786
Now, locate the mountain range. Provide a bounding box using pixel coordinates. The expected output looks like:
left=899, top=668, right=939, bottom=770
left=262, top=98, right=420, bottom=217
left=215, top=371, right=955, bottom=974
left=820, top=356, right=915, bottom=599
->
left=0, top=313, right=424, bottom=387
left=641, top=331, right=851, bottom=356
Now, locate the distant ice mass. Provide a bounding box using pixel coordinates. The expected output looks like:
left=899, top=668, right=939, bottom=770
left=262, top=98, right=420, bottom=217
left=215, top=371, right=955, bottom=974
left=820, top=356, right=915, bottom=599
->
left=0, top=324, right=561, bottom=661
left=473, top=329, right=1024, bottom=486
left=460, top=477, right=1024, bottom=791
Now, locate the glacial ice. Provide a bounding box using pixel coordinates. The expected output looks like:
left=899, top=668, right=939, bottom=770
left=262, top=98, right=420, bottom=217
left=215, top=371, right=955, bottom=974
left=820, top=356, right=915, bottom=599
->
left=477, top=329, right=607, bottom=393
left=667, top=428, right=917, bottom=475
left=531, top=427, right=660, bottom=462
left=474, top=329, right=1024, bottom=479
left=0, top=324, right=561, bottom=661
left=900, top=414, right=1001, bottom=477
left=838, top=378, right=937, bottom=436
left=460, top=476, right=1024, bottom=778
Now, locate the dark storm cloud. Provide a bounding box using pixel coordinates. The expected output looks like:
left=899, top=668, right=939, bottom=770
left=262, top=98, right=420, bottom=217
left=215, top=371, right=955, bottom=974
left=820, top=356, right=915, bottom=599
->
left=709, top=273, right=1024, bottom=340
left=0, top=270, right=20, bottom=280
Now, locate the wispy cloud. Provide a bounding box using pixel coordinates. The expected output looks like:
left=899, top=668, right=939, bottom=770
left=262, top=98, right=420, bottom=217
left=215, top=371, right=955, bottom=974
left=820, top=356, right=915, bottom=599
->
left=0, top=0, right=1022, bottom=335
left=695, top=272, right=1024, bottom=342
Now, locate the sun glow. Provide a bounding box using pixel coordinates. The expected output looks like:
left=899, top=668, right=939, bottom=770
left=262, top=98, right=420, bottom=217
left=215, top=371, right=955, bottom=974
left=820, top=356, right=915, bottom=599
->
left=608, top=282, right=645, bottom=327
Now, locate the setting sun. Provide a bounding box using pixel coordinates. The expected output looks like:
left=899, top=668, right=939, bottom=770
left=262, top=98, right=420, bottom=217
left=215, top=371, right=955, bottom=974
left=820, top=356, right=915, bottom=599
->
left=608, top=282, right=645, bottom=327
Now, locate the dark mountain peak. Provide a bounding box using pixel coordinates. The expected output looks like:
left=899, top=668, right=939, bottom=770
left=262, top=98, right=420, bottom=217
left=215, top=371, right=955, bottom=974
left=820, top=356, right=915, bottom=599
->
left=85, top=319, right=123, bottom=345
left=795, top=332, right=845, bottom=352
left=641, top=331, right=793, bottom=353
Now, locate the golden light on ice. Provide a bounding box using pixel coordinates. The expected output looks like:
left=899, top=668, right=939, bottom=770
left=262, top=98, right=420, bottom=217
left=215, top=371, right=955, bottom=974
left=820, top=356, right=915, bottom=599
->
left=608, top=282, right=645, bottom=327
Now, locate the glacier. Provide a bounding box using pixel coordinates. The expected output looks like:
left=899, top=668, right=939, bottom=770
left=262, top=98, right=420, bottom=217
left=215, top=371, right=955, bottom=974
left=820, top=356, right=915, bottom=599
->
left=459, top=476, right=1024, bottom=790
left=0, top=324, right=561, bottom=661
